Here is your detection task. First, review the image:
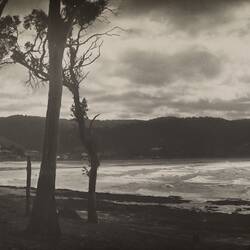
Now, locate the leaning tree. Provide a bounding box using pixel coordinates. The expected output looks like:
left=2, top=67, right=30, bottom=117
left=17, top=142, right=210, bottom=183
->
left=63, top=24, right=120, bottom=223
left=0, top=0, right=109, bottom=236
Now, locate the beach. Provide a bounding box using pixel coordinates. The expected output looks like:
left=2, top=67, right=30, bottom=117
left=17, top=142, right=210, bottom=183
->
left=0, top=186, right=250, bottom=249
left=1, top=159, right=250, bottom=249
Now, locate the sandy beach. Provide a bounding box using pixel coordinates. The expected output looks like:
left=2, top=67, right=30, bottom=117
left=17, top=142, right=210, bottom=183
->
left=0, top=186, right=250, bottom=249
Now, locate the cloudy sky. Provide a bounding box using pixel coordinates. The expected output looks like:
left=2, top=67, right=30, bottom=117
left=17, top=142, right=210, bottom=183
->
left=2, top=0, right=250, bottom=120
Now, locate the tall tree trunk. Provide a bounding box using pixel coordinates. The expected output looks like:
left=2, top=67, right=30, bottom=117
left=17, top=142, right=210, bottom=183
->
left=26, top=156, right=31, bottom=216
left=27, top=0, right=65, bottom=237
left=0, top=0, right=8, bottom=17
left=87, top=158, right=99, bottom=223
left=73, top=88, right=100, bottom=223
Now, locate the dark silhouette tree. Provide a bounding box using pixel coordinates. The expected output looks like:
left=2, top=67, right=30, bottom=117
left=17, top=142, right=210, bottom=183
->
left=0, top=0, right=109, bottom=236
left=0, top=0, right=12, bottom=62
left=0, top=0, right=8, bottom=17
left=28, top=0, right=65, bottom=236
left=42, top=23, right=119, bottom=224
left=26, top=155, right=32, bottom=215
left=71, top=97, right=100, bottom=223
left=0, top=0, right=115, bottom=226
left=29, top=0, right=108, bottom=236
left=43, top=25, right=119, bottom=223
left=65, top=25, right=119, bottom=223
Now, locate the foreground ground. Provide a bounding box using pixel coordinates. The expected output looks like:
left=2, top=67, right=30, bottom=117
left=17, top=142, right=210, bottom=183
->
left=1, top=187, right=250, bottom=249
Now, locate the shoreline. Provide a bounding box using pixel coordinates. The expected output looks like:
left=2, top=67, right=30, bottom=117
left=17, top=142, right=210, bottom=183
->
left=4, top=156, right=250, bottom=164
left=2, top=185, right=250, bottom=215
left=1, top=186, right=250, bottom=249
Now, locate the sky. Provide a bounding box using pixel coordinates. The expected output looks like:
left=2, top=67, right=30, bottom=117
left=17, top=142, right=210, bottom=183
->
left=2, top=0, right=250, bottom=120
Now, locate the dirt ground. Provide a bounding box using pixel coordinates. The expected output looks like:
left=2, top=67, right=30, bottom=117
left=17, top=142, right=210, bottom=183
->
left=0, top=186, right=250, bottom=250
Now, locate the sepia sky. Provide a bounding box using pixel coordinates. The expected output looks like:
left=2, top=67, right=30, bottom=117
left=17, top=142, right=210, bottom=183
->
left=1, top=0, right=250, bottom=119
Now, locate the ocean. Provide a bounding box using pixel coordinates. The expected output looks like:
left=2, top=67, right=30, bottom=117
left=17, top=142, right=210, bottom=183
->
left=1, top=159, right=250, bottom=203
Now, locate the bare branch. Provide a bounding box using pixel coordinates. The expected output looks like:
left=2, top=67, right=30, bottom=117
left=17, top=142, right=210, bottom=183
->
left=89, top=114, right=101, bottom=132
left=76, top=26, right=122, bottom=47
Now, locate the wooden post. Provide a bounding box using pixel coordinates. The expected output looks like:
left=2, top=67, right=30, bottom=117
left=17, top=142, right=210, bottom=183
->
left=26, top=155, right=31, bottom=216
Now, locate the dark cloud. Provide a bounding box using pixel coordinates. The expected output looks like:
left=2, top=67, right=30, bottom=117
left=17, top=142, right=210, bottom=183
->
left=239, top=74, right=250, bottom=84
left=114, top=48, right=222, bottom=86
left=0, top=0, right=249, bottom=120
left=93, top=91, right=171, bottom=115
left=119, top=0, right=246, bottom=16
left=165, top=97, right=250, bottom=119
left=91, top=90, right=250, bottom=119
left=118, top=0, right=249, bottom=34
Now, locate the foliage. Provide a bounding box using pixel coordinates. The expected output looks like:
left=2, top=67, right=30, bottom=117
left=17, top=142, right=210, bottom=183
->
left=71, top=98, right=88, bottom=119
left=62, top=0, right=108, bottom=25
left=0, top=15, right=20, bottom=61
left=0, top=0, right=112, bottom=86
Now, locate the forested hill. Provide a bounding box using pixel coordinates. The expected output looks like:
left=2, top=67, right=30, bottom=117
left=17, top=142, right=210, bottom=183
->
left=1, top=115, right=250, bottom=158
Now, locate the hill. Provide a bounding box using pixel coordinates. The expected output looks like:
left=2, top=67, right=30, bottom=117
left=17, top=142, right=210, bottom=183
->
left=1, top=115, right=250, bottom=159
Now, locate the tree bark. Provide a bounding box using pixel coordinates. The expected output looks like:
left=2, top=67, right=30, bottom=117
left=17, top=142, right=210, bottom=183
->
left=87, top=160, right=98, bottom=223
left=73, top=88, right=100, bottom=223
left=27, top=0, right=66, bottom=237
left=0, top=0, right=8, bottom=17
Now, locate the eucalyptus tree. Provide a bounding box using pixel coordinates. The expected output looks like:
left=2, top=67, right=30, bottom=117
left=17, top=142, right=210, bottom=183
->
left=0, top=0, right=8, bottom=17
left=0, top=0, right=108, bottom=236
left=64, top=25, right=119, bottom=223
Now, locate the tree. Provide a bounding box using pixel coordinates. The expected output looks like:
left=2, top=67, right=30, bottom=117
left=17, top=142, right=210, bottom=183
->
left=0, top=0, right=108, bottom=236
left=39, top=23, right=118, bottom=224
left=26, top=155, right=32, bottom=215
left=65, top=26, right=119, bottom=223
left=27, top=0, right=65, bottom=236
left=29, top=0, right=108, bottom=237
left=0, top=0, right=113, bottom=228
left=0, top=0, right=10, bottom=60
left=0, top=0, right=8, bottom=17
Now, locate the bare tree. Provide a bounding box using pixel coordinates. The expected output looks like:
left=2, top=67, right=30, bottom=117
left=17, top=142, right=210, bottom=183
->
left=38, top=25, right=119, bottom=223
left=0, top=0, right=109, bottom=236
left=65, top=26, right=119, bottom=223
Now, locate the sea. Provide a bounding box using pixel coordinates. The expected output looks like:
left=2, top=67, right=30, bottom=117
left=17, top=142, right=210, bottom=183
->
left=1, top=159, right=250, bottom=203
